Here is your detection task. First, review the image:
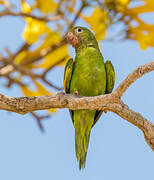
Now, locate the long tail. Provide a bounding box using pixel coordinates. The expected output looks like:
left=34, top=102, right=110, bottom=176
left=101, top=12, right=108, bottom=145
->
left=75, top=127, right=91, bottom=169
left=74, top=110, right=95, bottom=170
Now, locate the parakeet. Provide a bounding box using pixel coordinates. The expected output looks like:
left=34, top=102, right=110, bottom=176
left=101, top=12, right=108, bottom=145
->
left=64, top=26, right=115, bottom=170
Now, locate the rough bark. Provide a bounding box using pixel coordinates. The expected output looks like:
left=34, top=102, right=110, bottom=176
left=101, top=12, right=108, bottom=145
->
left=0, top=62, right=154, bottom=151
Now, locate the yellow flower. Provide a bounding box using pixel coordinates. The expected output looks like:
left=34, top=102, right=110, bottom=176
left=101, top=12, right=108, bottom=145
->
left=21, top=0, right=32, bottom=13
left=36, top=0, right=58, bottom=14
left=15, top=30, right=65, bottom=66
left=129, top=0, right=154, bottom=14
left=39, top=45, right=68, bottom=69
left=21, top=0, right=52, bottom=44
left=116, top=0, right=129, bottom=6
left=0, top=0, right=4, bottom=5
left=130, top=27, right=154, bottom=50
left=14, top=50, right=28, bottom=64
left=84, top=8, right=109, bottom=40
left=23, top=18, right=51, bottom=44
left=105, top=0, right=130, bottom=12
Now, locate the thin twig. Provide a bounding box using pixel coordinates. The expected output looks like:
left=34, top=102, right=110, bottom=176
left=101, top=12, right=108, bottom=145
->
left=42, top=57, right=67, bottom=77
left=114, top=61, right=154, bottom=98
left=0, top=10, right=62, bottom=22
left=42, top=78, right=63, bottom=90
left=30, top=112, right=50, bottom=132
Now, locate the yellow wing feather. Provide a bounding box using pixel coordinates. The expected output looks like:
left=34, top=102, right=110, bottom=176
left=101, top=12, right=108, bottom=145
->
left=64, top=58, right=74, bottom=93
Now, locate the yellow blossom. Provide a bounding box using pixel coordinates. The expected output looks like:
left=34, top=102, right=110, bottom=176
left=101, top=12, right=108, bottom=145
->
left=36, top=0, right=58, bottom=14
left=21, top=0, right=32, bottom=13
left=23, top=18, right=51, bottom=44
left=0, top=0, right=4, bottom=5
left=15, top=51, right=28, bottom=64
left=84, top=8, right=109, bottom=40
left=129, top=26, right=154, bottom=49
left=39, top=45, right=68, bottom=69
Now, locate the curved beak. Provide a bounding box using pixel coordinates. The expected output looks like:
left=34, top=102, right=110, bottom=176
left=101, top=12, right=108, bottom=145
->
left=66, top=32, right=74, bottom=43
left=65, top=31, right=79, bottom=46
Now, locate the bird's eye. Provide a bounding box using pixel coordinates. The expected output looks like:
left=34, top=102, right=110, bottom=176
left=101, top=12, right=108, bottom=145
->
left=76, top=28, right=83, bottom=33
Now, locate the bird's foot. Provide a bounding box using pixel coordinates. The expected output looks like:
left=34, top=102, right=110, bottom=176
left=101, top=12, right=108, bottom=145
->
left=73, top=90, right=79, bottom=95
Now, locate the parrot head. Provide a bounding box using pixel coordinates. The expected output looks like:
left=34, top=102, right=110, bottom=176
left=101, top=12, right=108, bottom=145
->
left=66, top=26, right=98, bottom=49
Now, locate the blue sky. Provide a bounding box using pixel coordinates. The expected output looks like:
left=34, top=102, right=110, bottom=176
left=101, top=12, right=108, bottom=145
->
left=0, top=1, right=154, bottom=180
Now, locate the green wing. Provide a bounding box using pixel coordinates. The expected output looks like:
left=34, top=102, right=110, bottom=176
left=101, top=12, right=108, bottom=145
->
left=93, top=60, right=115, bottom=127
left=64, top=58, right=74, bottom=123
left=105, top=60, right=115, bottom=94
left=64, top=58, right=74, bottom=93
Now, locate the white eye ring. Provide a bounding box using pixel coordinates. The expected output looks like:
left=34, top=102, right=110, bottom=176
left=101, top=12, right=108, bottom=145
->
left=76, top=28, right=83, bottom=33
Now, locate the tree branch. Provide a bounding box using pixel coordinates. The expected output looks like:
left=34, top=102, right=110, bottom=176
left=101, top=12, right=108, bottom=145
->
left=30, top=112, right=50, bottom=132
left=114, top=61, right=154, bottom=97
left=0, top=62, right=153, bottom=151
left=0, top=48, right=63, bottom=91
left=110, top=100, right=154, bottom=150
left=0, top=10, right=62, bottom=22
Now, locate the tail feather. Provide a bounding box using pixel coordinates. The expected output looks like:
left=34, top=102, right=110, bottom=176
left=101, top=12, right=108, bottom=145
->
left=79, top=152, right=87, bottom=170
left=74, top=110, right=95, bottom=170
left=75, top=126, right=91, bottom=170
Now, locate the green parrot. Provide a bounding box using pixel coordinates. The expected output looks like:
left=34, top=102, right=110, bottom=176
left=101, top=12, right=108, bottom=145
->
left=64, top=26, right=115, bottom=170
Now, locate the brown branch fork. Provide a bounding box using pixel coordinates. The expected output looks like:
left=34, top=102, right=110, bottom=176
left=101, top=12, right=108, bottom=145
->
left=0, top=62, right=154, bottom=150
